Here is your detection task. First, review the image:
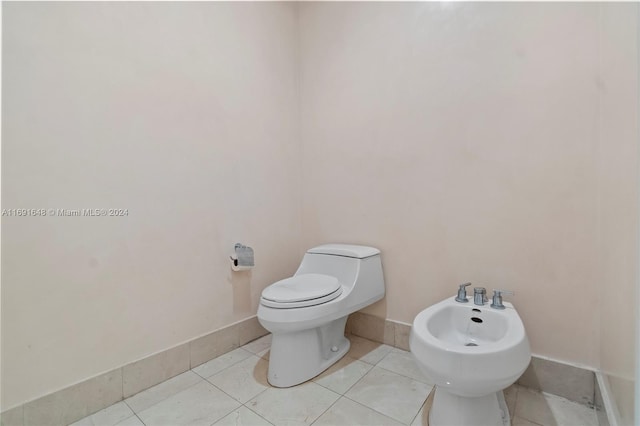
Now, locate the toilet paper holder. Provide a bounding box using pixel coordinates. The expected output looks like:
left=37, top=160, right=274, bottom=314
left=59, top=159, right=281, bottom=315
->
left=230, top=243, right=254, bottom=271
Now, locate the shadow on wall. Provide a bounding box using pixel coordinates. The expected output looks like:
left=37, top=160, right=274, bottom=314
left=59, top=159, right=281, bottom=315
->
left=228, top=269, right=253, bottom=314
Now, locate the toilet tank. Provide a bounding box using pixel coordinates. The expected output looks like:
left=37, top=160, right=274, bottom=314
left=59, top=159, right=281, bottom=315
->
left=295, top=244, right=385, bottom=303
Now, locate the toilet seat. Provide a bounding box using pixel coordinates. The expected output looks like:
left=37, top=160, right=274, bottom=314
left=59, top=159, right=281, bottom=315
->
left=261, top=274, right=343, bottom=309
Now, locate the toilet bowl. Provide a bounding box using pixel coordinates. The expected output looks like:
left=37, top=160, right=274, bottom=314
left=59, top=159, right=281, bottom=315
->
left=410, top=297, right=530, bottom=426
left=257, top=244, right=385, bottom=387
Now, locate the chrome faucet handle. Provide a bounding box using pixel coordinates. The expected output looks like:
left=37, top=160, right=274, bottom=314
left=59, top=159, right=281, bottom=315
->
left=473, top=287, right=487, bottom=306
left=454, top=282, right=472, bottom=303
left=490, top=289, right=515, bottom=310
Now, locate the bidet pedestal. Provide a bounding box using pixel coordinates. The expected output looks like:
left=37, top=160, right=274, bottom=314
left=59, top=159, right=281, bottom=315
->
left=429, top=388, right=509, bottom=426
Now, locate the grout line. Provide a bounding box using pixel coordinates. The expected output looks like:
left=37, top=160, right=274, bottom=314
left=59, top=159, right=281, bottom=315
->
left=204, top=405, right=234, bottom=426
left=207, top=405, right=242, bottom=426
left=375, top=363, right=431, bottom=386
left=408, top=388, right=432, bottom=426
left=341, top=393, right=410, bottom=425
left=191, top=348, right=255, bottom=380
left=133, top=413, right=146, bottom=425
left=241, top=388, right=274, bottom=425
left=336, top=361, right=431, bottom=425
left=512, top=386, right=546, bottom=426
left=340, top=363, right=374, bottom=396
left=308, top=393, right=343, bottom=426
left=203, top=377, right=249, bottom=406
left=124, top=372, right=205, bottom=416
left=308, top=354, right=372, bottom=396
left=201, top=357, right=271, bottom=407
left=191, top=369, right=210, bottom=381
left=372, top=349, right=432, bottom=386
left=122, top=399, right=134, bottom=411
left=512, top=384, right=520, bottom=419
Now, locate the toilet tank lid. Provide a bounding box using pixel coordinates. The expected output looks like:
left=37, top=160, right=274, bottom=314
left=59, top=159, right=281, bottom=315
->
left=307, top=244, right=380, bottom=259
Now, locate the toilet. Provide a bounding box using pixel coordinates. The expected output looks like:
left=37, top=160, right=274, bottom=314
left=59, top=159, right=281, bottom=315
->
left=257, top=244, right=385, bottom=387
left=410, top=296, right=530, bottom=426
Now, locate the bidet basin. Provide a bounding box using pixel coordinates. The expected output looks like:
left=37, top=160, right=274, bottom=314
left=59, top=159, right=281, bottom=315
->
left=427, top=304, right=509, bottom=347
left=410, top=297, right=530, bottom=397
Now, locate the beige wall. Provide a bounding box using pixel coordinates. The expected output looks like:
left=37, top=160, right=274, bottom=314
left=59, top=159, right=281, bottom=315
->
left=299, top=2, right=603, bottom=367
left=597, top=4, right=639, bottom=425
left=2, top=2, right=300, bottom=409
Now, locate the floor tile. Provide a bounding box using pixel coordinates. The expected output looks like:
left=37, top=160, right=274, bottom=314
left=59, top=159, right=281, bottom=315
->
left=410, top=388, right=434, bottom=426
left=57, top=335, right=598, bottom=426
left=512, top=416, right=542, bottom=426
left=247, top=381, right=340, bottom=426
left=115, top=415, right=145, bottom=426
left=515, top=386, right=598, bottom=426
left=314, top=397, right=402, bottom=426
left=345, top=366, right=432, bottom=424
left=514, top=386, right=553, bottom=424
left=192, top=348, right=253, bottom=379
left=411, top=404, right=428, bottom=426
left=213, top=406, right=273, bottom=426
left=313, top=356, right=373, bottom=394
left=347, top=335, right=393, bottom=365
left=549, top=397, right=598, bottom=426
left=242, top=334, right=272, bottom=359
left=377, top=348, right=430, bottom=384
left=70, top=402, right=133, bottom=426
left=207, top=355, right=270, bottom=403
left=125, top=370, right=203, bottom=413
left=137, top=380, right=240, bottom=426
left=0, top=406, right=24, bottom=426
left=504, top=384, right=519, bottom=418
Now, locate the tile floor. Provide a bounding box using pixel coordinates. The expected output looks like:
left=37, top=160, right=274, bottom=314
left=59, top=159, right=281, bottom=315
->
left=71, top=335, right=599, bottom=426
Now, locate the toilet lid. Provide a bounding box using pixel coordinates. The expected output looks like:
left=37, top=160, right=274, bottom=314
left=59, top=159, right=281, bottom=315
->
left=260, top=274, right=343, bottom=308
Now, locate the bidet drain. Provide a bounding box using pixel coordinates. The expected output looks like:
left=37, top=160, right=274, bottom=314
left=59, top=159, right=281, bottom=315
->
left=465, top=342, right=478, bottom=347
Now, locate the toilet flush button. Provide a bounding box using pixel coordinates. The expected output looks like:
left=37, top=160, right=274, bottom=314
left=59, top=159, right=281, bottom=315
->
left=331, top=346, right=338, bottom=352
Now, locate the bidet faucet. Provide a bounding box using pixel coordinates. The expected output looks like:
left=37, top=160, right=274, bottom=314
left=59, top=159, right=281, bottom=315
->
left=473, top=287, right=488, bottom=306
left=455, top=282, right=472, bottom=303
left=490, top=289, right=514, bottom=310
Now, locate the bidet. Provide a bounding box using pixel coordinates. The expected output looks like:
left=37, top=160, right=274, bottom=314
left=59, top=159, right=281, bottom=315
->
left=410, top=295, right=530, bottom=426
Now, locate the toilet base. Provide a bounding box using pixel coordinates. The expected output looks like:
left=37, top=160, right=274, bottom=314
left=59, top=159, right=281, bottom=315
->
left=267, top=316, right=350, bottom=387
left=429, top=387, right=510, bottom=426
